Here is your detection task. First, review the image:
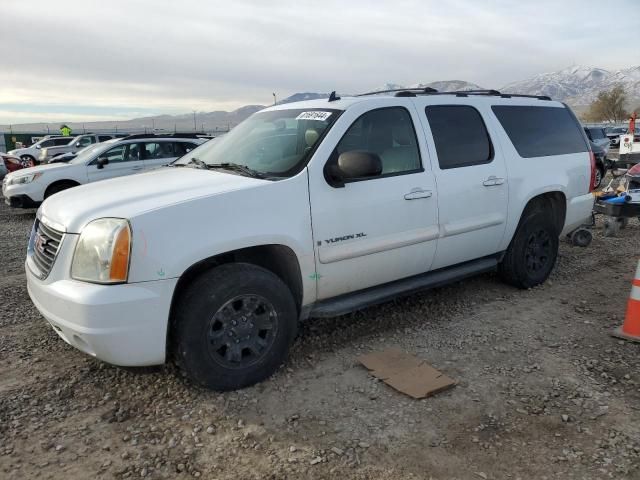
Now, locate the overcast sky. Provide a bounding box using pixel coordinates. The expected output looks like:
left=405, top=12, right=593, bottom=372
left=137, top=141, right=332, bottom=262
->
left=1, top=0, right=637, bottom=124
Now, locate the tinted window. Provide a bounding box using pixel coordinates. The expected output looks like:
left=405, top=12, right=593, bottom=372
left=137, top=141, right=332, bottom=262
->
left=588, top=128, right=606, bottom=140
left=142, top=142, right=177, bottom=159
left=492, top=106, right=588, bottom=158
left=54, top=138, right=72, bottom=146
left=78, top=136, right=94, bottom=147
left=335, top=107, right=421, bottom=175
left=98, top=144, right=140, bottom=164
left=98, top=135, right=113, bottom=142
left=175, top=142, right=198, bottom=155
left=40, top=139, right=55, bottom=147
left=425, top=105, right=492, bottom=169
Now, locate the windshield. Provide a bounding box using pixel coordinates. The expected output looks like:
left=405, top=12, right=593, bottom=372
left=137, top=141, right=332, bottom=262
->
left=173, top=108, right=341, bottom=177
left=69, top=143, right=111, bottom=164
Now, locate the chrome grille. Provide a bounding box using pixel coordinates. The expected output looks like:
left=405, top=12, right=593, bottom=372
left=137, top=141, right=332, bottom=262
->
left=29, top=219, right=64, bottom=279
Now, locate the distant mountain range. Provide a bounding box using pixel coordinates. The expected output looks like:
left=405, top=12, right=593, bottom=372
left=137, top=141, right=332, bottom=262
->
left=4, top=65, right=639, bottom=133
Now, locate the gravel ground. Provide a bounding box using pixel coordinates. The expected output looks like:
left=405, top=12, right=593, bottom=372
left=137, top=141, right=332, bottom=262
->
left=1, top=197, right=639, bottom=480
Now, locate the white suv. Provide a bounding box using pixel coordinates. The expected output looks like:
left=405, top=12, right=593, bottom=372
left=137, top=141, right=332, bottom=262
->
left=8, top=136, right=75, bottom=164
left=3, top=135, right=204, bottom=208
left=25, top=90, right=595, bottom=390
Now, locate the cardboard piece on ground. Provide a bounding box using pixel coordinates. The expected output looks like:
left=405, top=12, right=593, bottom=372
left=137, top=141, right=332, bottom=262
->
left=358, top=348, right=455, bottom=399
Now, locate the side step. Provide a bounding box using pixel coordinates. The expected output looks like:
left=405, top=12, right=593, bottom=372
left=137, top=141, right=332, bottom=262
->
left=309, top=256, right=499, bottom=318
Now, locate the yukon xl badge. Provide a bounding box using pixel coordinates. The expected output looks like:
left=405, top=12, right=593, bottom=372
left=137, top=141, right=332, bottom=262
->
left=320, top=232, right=367, bottom=246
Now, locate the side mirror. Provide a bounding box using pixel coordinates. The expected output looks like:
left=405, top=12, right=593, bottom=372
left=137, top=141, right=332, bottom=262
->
left=325, top=151, right=383, bottom=188
left=96, top=157, right=109, bottom=169
left=35, top=145, right=41, bottom=149
left=76, top=142, right=81, bottom=147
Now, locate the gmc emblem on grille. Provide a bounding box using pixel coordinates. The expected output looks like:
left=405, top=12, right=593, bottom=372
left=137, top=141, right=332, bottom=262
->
left=35, top=232, right=48, bottom=254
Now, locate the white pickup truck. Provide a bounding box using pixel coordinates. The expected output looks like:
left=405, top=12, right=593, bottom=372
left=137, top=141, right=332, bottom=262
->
left=25, top=90, right=595, bottom=390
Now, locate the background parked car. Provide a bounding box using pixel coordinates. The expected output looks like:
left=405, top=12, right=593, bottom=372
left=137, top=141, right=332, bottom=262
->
left=0, top=156, right=7, bottom=181
left=1, top=152, right=33, bottom=175
left=8, top=136, right=75, bottom=165
left=3, top=134, right=205, bottom=208
left=584, top=127, right=610, bottom=155
left=590, top=140, right=608, bottom=188
left=606, top=126, right=640, bottom=147
left=38, top=133, right=124, bottom=163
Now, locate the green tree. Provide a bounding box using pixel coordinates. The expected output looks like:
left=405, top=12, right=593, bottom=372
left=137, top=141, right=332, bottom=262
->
left=585, top=85, right=628, bottom=123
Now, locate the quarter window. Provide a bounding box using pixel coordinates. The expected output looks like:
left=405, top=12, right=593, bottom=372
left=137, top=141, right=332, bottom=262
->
left=491, top=105, right=588, bottom=158
left=425, top=105, right=493, bottom=169
left=142, top=142, right=177, bottom=159
left=334, top=107, right=421, bottom=175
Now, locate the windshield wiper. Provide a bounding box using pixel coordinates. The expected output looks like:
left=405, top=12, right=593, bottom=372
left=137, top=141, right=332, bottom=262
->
left=207, top=162, right=266, bottom=179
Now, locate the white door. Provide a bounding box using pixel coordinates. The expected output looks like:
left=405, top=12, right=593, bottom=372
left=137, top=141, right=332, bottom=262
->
left=415, top=101, right=508, bottom=270
left=86, top=142, right=144, bottom=183
left=308, top=101, right=439, bottom=300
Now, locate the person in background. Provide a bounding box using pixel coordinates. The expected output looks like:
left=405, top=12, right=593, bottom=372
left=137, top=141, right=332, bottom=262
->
left=60, top=124, right=72, bottom=136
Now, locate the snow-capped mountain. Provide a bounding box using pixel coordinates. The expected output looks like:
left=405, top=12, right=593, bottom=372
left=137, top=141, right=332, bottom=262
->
left=502, top=65, right=640, bottom=106
left=409, top=80, right=483, bottom=92
left=369, top=80, right=484, bottom=93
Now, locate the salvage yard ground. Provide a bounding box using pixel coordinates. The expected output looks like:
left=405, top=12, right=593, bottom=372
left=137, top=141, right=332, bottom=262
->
left=0, top=196, right=639, bottom=479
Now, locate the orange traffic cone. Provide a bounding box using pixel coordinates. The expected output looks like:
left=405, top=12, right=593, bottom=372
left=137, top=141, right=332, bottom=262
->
left=612, top=259, right=640, bottom=342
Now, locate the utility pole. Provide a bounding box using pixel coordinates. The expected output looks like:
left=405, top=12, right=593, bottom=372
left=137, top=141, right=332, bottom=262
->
left=272, top=93, right=277, bottom=105
left=193, top=111, right=197, bottom=132
left=152, top=118, right=155, bottom=131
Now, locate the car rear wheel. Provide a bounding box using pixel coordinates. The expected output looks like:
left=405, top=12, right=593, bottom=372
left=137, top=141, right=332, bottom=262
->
left=594, top=166, right=605, bottom=189
left=20, top=155, right=35, bottom=166
left=499, top=207, right=559, bottom=289
left=172, top=263, right=298, bottom=391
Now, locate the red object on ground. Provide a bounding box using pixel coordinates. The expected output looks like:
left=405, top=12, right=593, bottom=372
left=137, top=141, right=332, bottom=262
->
left=630, top=112, right=637, bottom=135
left=612, top=259, right=640, bottom=342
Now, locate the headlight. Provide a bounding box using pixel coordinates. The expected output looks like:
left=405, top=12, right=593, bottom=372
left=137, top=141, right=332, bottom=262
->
left=71, top=218, right=131, bottom=284
left=8, top=173, right=42, bottom=185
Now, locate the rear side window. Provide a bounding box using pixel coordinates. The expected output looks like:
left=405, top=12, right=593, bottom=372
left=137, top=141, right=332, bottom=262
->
left=425, top=105, right=493, bottom=169
left=54, top=138, right=72, bottom=146
left=98, top=135, right=113, bottom=142
left=492, top=106, right=588, bottom=158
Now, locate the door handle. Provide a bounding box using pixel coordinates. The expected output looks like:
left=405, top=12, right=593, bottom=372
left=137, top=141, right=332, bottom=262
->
left=483, top=176, right=505, bottom=187
left=404, top=189, right=433, bottom=200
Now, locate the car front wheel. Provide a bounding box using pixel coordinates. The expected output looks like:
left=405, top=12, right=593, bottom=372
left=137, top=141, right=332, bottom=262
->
left=172, top=263, right=298, bottom=391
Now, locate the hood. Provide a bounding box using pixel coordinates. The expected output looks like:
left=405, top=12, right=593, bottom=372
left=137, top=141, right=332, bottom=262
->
left=6, top=162, right=69, bottom=178
left=39, top=166, right=268, bottom=233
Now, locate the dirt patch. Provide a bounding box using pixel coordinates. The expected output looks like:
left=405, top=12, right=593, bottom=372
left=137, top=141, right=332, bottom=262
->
left=0, top=199, right=638, bottom=479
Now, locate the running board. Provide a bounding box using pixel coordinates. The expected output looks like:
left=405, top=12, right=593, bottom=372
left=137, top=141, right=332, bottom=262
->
left=309, top=256, right=499, bottom=318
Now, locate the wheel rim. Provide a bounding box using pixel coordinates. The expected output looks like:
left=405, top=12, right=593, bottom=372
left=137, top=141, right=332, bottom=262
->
left=206, top=294, right=278, bottom=369
left=594, top=169, right=602, bottom=187
left=524, top=229, right=552, bottom=274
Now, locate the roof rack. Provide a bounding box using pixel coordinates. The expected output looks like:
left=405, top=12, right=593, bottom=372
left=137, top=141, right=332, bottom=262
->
left=355, top=87, right=551, bottom=101
left=356, top=87, right=438, bottom=97
left=119, top=133, right=211, bottom=141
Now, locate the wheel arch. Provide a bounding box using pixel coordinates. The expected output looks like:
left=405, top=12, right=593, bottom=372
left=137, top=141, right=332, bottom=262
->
left=167, top=243, right=304, bottom=340
left=518, top=190, right=567, bottom=236
left=44, top=179, right=81, bottom=198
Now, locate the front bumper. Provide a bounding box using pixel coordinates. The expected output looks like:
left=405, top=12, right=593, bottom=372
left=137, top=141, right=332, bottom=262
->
left=27, top=266, right=178, bottom=366
left=4, top=193, right=40, bottom=208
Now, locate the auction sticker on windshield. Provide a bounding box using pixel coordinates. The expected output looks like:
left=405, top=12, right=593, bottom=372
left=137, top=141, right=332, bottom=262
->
left=296, top=111, right=333, bottom=121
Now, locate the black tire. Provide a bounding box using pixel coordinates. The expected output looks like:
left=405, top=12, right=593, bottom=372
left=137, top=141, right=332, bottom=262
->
left=172, top=263, right=297, bottom=391
left=44, top=182, right=75, bottom=199
left=499, top=207, right=559, bottom=289
left=20, top=154, right=35, bottom=164
left=594, top=166, right=605, bottom=189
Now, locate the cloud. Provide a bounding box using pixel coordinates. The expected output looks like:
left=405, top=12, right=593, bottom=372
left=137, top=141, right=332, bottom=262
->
left=1, top=0, right=637, bottom=123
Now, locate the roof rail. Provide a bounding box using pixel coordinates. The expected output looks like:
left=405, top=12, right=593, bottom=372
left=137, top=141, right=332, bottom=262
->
left=356, top=88, right=551, bottom=101
left=356, top=87, right=439, bottom=97
left=119, top=133, right=210, bottom=141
